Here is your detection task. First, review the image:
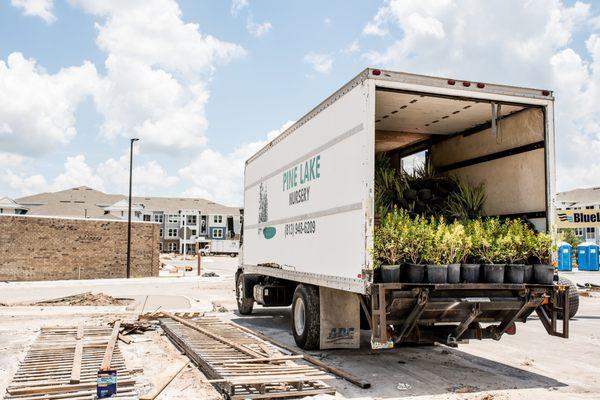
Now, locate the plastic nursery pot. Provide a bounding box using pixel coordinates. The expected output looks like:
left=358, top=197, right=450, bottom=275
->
left=402, top=263, right=425, bottom=283
left=447, top=263, right=461, bottom=283
left=417, top=188, right=432, bottom=201
left=505, top=264, right=525, bottom=284
left=426, top=264, right=448, bottom=284
left=460, top=264, right=480, bottom=283
left=523, top=264, right=533, bottom=283
left=481, top=264, right=506, bottom=283
left=533, top=264, right=554, bottom=285
left=403, top=189, right=418, bottom=201
left=380, top=264, right=401, bottom=283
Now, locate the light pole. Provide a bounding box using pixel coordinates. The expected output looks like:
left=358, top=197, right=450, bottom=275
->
left=126, top=138, right=139, bottom=278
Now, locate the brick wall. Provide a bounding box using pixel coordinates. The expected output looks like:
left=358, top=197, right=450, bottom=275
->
left=0, top=215, right=160, bottom=281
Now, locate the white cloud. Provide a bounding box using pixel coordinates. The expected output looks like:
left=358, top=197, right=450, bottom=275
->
left=2, top=155, right=104, bottom=196
left=247, top=18, right=272, bottom=38
left=362, top=0, right=599, bottom=191
left=343, top=40, right=360, bottom=54
left=70, top=0, right=246, bottom=153
left=11, top=0, right=56, bottom=24
left=303, top=52, right=333, bottom=74
left=180, top=121, right=294, bottom=206
left=97, top=153, right=179, bottom=195
left=230, top=0, right=248, bottom=16
left=0, top=52, right=99, bottom=157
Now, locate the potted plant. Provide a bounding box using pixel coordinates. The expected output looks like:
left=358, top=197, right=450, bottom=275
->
left=462, top=219, right=486, bottom=283
left=444, top=221, right=471, bottom=283
left=401, top=213, right=428, bottom=283
left=373, top=209, right=404, bottom=283
left=423, top=217, right=448, bottom=284
left=530, top=232, right=555, bottom=285
left=503, top=219, right=529, bottom=284
left=480, top=218, right=507, bottom=283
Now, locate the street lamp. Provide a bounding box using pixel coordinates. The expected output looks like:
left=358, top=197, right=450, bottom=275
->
left=126, top=138, right=139, bottom=279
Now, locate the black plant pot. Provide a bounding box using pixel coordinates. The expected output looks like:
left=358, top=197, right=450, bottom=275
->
left=505, top=264, right=525, bottom=284
left=523, top=264, right=533, bottom=283
left=403, top=189, right=418, bottom=201
left=418, top=188, right=432, bottom=201
left=460, top=264, right=480, bottom=283
left=426, top=264, right=448, bottom=283
left=481, top=264, right=505, bottom=283
left=402, top=263, right=425, bottom=283
left=381, top=264, right=401, bottom=283
left=447, top=263, right=461, bottom=283
left=533, top=264, right=554, bottom=285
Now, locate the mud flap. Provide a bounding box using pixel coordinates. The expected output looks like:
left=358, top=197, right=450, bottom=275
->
left=319, top=287, right=360, bottom=349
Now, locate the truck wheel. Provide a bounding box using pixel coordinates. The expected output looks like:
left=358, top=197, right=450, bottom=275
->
left=291, top=284, right=320, bottom=350
left=557, top=277, right=579, bottom=320
left=236, top=272, right=254, bottom=315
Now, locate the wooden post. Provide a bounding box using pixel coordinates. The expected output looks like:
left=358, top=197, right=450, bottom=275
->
left=197, top=243, right=202, bottom=276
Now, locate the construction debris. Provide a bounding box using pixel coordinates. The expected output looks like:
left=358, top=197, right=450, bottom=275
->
left=4, top=324, right=137, bottom=399
left=211, top=302, right=228, bottom=312
left=28, top=292, right=132, bottom=307
left=202, top=272, right=219, bottom=277
left=158, top=313, right=336, bottom=399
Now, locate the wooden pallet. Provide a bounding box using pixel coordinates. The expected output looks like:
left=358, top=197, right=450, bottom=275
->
left=5, top=324, right=138, bottom=400
left=159, top=314, right=336, bottom=399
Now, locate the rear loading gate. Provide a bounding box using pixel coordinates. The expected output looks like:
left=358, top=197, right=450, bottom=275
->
left=369, top=283, right=569, bottom=348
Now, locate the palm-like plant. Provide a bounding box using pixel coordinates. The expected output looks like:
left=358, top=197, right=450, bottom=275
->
left=445, top=182, right=487, bottom=220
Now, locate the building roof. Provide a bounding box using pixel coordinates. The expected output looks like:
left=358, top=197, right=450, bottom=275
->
left=557, top=187, right=600, bottom=208
left=17, top=187, right=241, bottom=218
left=0, top=197, right=28, bottom=210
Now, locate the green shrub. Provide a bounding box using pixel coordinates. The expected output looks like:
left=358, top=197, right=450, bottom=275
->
left=442, top=221, right=472, bottom=264
left=529, top=232, right=554, bottom=264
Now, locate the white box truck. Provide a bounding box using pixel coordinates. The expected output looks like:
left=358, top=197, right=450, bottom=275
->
left=200, top=239, right=240, bottom=257
left=237, top=68, right=571, bottom=350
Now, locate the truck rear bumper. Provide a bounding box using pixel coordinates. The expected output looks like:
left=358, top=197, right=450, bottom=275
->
left=369, top=283, right=569, bottom=349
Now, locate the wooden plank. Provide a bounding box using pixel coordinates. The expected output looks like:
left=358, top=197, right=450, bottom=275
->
left=139, top=361, right=189, bottom=400
left=68, top=341, right=83, bottom=384
left=100, top=321, right=120, bottom=371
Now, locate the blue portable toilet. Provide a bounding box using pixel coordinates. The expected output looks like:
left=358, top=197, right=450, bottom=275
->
left=557, top=242, right=572, bottom=271
left=577, top=243, right=590, bottom=271
left=589, top=243, right=599, bottom=271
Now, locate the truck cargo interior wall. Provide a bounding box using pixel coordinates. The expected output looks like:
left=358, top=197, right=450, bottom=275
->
left=374, top=88, right=547, bottom=229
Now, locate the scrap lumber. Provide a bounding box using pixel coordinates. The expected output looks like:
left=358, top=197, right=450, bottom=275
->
left=159, top=315, right=336, bottom=399
left=4, top=325, right=137, bottom=399
left=231, top=320, right=372, bottom=389
left=139, top=361, right=189, bottom=400
left=101, top=320, right=121, bottom=371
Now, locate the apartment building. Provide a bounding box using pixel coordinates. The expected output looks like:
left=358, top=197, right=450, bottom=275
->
left=557, top=187, right=600, bottom=244
left=14, top=186, right=242, bottom=254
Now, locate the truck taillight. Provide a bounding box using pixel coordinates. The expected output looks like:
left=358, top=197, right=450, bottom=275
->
left=462, top=81, right=471, bottom=87
left=447, top=79, right=456, bottom=85
left=542, top=90, right=550, bottom=96
left=372, top=69, right=381, bottom=76
left=477, top=83, right=485, bottom=88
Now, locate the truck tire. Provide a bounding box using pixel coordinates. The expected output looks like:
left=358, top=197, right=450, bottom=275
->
left=556, top=277, right=579, bottom=320
left=236, top=272, right=254, bottom=315
left=291, top=284, right=320, bottom=350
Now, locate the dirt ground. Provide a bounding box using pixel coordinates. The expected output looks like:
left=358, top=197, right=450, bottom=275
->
left=1, top=258, right=600, bottom=399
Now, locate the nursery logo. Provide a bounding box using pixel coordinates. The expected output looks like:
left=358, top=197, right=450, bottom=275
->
left=558, top=213, right=573, bottom=223
left=258, top=182, right=276, bottom=239
left=557, top=209, right=600, bottom=228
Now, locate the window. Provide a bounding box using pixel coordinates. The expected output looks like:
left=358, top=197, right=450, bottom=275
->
left=143, top=215, right=151, bottom=222
left=187, top=215, right=197, bottom=225
left=153, top=214, right=163, bottom=223
left=168, top=242, right=177, bottom=252
left=575, top=228, right=584, bottom=237
left=191, top=229, right=197, bottom=236
left=212, top=228, right=224, bottom=239
left=586, top=205, right=595, bottom=210
left=213, top=215, right=223, bottom=223
left=586, top=227, right=595, bottom=240
left=167, top=228, right=178, bottom=238
left=159, top=243, right=163, bottom=251
left=159, top=228, right=163, bottom=237
left=168, top=214, right=179, bottom=223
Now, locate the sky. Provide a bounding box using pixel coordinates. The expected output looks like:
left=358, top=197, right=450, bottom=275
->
left=1, top=0, right=600, bottom=206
